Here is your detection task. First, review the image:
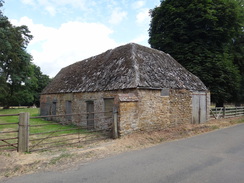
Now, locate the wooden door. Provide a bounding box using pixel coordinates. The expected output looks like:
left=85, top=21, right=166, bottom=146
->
left=192, top=92, right=207, bottom=124
left=65, top=101, right=72, bottom=121
left=86, top=101, right=94, bottom=129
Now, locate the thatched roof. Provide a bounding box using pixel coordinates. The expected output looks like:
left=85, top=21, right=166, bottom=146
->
left=42, top=43, right=208, bottom=94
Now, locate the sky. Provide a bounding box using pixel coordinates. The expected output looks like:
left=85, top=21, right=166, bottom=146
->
left=3, top=0, right=160, bottom=77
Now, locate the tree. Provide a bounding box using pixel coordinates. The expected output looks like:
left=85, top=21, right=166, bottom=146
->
left=0, top=1, right=50, bottom=108
left=0, top=12, right=32, bottom=107
left=149, top=0, right=243, bottom=106
left=30, top=65, right=51, bottom=107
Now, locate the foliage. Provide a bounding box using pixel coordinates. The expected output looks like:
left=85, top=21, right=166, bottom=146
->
left=0, top=2, right=51, bottom=108
left=149, top=0, right=244, bottom=106
left=232, top=29, right=244, bottom=104
left=30, top=65, right=51, bottom=107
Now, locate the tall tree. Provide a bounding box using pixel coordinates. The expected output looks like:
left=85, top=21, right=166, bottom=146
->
left=0, top=1, right=50, bottom=108
left=149, top=0, right=243, bottom=106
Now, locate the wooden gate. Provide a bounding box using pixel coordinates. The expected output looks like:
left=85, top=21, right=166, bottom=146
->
left=192, top=92, right=207, bottom=124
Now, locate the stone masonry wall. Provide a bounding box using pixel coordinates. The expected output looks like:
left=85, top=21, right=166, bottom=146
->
left=40, top=89, right=137, bottom=130
left=169, top=89, right=192, bottom=126
left=118, top=89, right=170, bottom=136
left=137, top=90, right=170, bottom=130
left=118, top=89, right=194, bottom=136
left=40, top=88, right=207, bottom=136
left=40, top=91, right=117, bottom=130
left=118, top=101, right=139, bottom=135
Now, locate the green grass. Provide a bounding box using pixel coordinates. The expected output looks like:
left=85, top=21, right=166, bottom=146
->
left=0, top=108, right=87, bottom=134
left=49, top=153, right=73, bottom=165
left=237, top=117, right=244, bottom=124
left=0, top=108, right=94, bottom=151
left=210, top=125, right=219, bottom=130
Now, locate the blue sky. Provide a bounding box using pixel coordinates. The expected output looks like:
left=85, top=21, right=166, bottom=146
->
left=3, top=0, right=160, bottom=77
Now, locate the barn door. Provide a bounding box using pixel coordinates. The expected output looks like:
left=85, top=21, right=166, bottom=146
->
left=86, top=101, right=94, bottom=129
left=65, top=101, right=72, bottom=121
left=192, top=92, right=207, bottom=124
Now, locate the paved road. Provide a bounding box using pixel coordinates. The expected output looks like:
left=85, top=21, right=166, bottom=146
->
left=2, top=124, right=244, bottom=183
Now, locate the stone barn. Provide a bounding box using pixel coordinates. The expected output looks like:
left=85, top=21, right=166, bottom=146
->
left=40, top=43, right=210, bottom=136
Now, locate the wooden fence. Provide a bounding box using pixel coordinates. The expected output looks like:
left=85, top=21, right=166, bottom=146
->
left=0, top=114, right=19, bottom=151
left=1, top=107, right=243, bottom=152
left=0, top=110, right=118, bottom=152
left=210, top=106, right=244, bottom=119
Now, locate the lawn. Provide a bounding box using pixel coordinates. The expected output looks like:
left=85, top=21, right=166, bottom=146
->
left=0, top=108, right=105, bottom=152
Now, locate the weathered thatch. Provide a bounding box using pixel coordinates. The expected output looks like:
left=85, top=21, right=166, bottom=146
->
left=42, top=43, right=207, bottom=94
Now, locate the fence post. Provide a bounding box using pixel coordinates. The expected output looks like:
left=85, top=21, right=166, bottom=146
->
left=18, top=112, right=29, bottom=153
left=223, top=107, right=226, bottom=118
left=112, top=107, right=119, bottom=139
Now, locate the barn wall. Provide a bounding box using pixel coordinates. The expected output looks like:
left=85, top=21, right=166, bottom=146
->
left=118, top=89, right=193, bottom=136
left=40, top=92, right=114, bottom=129
left=118, top=101, right=139, bottom=135
left=169, top=89, right=192, bottom=125
left=40, top=90, right=137, bottom=130
left=40, top=88, right=209, bottom=136
left=137, top=90, right=170, bottom=130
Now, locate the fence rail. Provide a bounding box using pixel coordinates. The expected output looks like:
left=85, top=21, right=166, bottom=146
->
left=0, top=110, right=118, bottom=153
left=210, top=106, right=244, bottom=119
left=0, top=114, right=19, bottom=151
left=1, top=106, right=243, bottom=152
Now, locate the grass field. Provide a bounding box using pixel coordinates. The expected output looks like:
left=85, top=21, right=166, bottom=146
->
left=0, top=108, right=105, bottom=152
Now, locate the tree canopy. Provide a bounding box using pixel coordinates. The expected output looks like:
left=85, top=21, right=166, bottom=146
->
left=149, top=0, right=244, bottom=106
left=0, top=1, right=51, bottom=108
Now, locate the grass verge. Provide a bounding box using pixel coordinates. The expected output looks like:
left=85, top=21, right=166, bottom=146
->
left=0, top=115, right=243, bottom=180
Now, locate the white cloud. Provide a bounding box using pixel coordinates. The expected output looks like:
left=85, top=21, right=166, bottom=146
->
left=45, top=6, right=56, bottom=16
left=20, top=0, right=93, bottom=16
left=132, top=1, right=146, bottom=9
left=21, top=0, right=35, bottom=6
left=132, top=34, right=148, bottom=44
left=11, top=17, right=56, bottom=44
left=136, top=8, right=150, bottom=24
left=48, top=0, right=90, bottom=10
left=11, top=17, right=118, bottom=77
left=109, top=8, right=127, bottom=25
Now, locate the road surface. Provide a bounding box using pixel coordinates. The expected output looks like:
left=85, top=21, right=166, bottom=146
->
left=2, top=123, right=244, bottom=183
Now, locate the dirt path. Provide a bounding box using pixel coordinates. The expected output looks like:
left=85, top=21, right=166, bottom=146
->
left=0, top=117, right=243, bottom=180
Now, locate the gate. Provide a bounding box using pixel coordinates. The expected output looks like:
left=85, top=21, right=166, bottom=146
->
left=0, top=110, right=118, bottom=153
left=0, top=114, right=19, bottom=151
left=28, top=110, right=117, bottom=152
left=210, top=107, right=244, bottom=119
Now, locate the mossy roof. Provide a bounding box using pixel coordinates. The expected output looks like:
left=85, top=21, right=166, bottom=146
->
left=42, top=43, right=208, bottom=94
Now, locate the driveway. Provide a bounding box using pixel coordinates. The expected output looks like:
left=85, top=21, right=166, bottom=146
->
left=2, top=123, right=244, bottom=183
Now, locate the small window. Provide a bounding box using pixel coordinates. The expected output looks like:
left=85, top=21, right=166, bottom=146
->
left=104, top=98, right=114, bottom=118
left=161, top=88, right=170, bottom=96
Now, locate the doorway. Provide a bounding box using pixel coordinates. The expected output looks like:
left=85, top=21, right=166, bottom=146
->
left=192, top=92, right=207, bottom=124
left=86, top=101, right=94, bottom=129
